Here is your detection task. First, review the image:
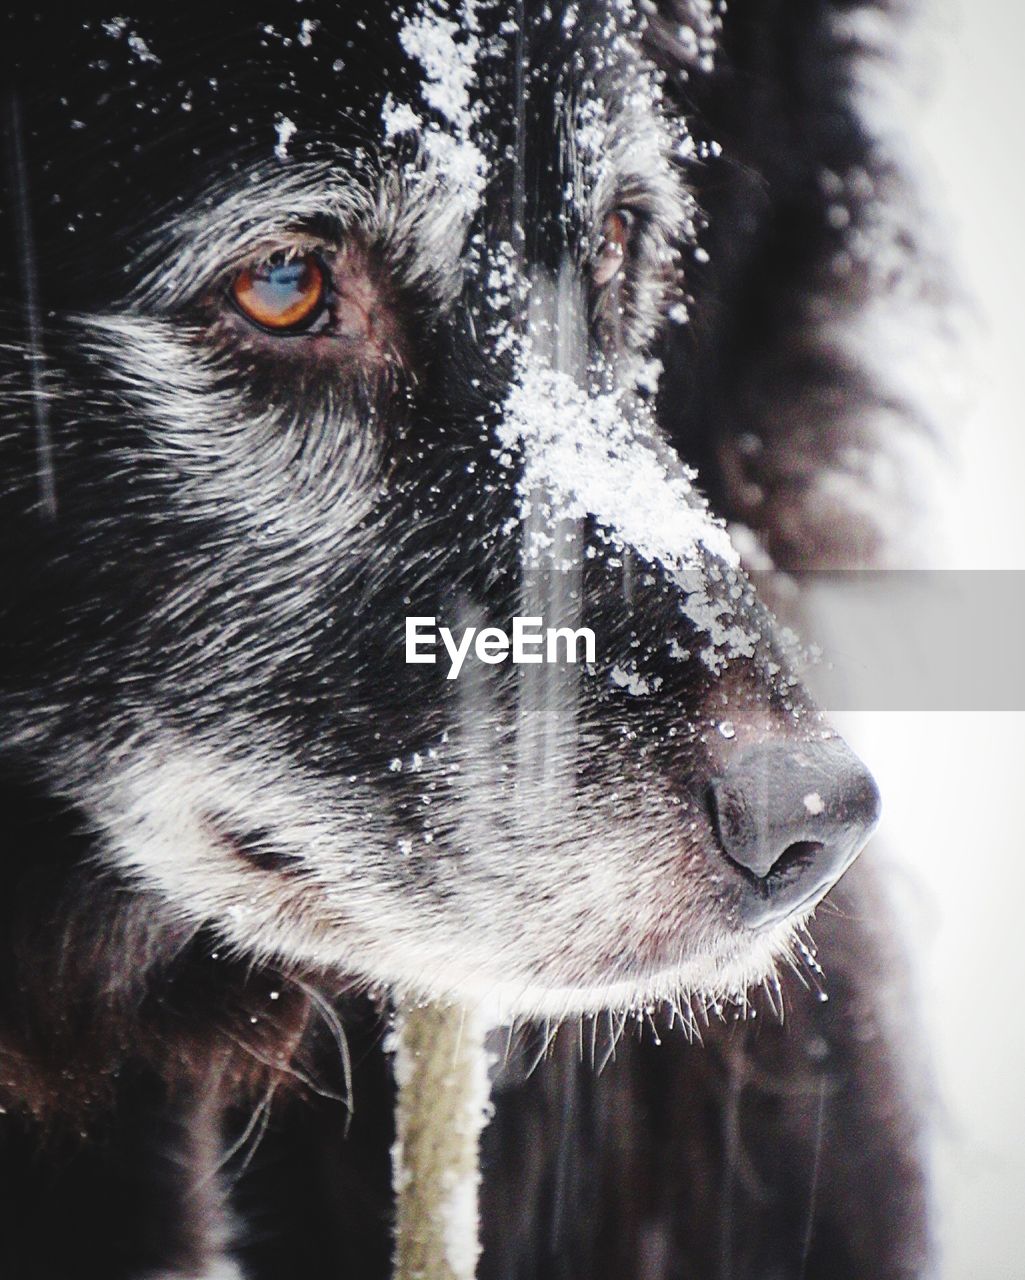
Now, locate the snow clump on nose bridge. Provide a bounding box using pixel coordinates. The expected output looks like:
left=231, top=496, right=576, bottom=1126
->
left=495, top=353, right=762, bottom=675
left=496, top=356, right=738, bottom=574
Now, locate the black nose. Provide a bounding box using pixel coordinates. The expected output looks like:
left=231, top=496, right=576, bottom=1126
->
left=708, top=739, right=881, bottom=929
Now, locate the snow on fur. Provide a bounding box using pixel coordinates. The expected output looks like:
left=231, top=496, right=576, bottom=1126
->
left=384, top=0, right=489, bottom=219
left=497, top=357, right=738, bottom=574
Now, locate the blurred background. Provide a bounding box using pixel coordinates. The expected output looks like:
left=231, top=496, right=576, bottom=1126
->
left=835, top=1, right=1025, bottom=1274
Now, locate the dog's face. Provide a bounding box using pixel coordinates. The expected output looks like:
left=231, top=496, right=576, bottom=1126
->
left=1, top=2, right=879, bottom=1017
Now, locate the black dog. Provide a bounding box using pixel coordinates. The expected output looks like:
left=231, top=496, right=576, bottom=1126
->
left=0, top=3, right=944, bottom=1277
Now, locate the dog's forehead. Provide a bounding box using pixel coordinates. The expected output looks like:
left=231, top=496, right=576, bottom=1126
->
left=7, top=3, right=655, bottom=271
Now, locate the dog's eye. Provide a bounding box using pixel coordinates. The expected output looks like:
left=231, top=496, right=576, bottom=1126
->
left=592, top=210, right=634, bottom=287
left=230, top=252, right=327, bottom=332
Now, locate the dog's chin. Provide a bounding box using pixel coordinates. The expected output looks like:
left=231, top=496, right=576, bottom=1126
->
left=388, top=916, right=807, bottom=1025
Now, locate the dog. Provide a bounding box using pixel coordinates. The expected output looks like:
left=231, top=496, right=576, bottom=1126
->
left=0, top=2, right=947, bottom=1276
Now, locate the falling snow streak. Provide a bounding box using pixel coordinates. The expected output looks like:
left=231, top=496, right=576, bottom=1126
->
left=5, top=90, right=56, bottom=520
left=798, top=1075, right=829, bottom=1280
left=514, top=261, right=587, bottom=802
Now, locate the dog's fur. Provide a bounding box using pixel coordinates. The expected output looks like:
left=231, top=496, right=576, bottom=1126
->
left=0, top=2, right=949, bottom=1277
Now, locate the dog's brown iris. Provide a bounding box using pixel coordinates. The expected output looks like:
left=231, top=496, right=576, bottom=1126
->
left=592, top=210, right=632, bottom=286
left=231, top=252, right=326, bottom=331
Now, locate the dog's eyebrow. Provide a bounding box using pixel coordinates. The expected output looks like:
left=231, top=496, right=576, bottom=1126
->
left=131, top=153, right=474, bottom=315
left=131, top=161, right=377, bottom=310
left=565, top=84, right=694, bottom=244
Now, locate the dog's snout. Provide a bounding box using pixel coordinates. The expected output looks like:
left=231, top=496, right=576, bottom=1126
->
left=708, top=739, right=881, bottom=928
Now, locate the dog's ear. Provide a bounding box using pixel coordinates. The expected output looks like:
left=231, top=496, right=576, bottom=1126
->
left=648, top=0, right=962, bottom=570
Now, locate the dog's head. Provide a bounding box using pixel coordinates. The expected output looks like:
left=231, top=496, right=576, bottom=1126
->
left=1, top=2, right=881, bottom=1017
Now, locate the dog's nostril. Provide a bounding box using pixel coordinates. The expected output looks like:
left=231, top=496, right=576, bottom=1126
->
left=768, top=839, right=826, bottom=880
left=707, top=739, right=880, bottom=928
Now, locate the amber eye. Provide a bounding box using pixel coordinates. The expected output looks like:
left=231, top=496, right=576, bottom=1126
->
left=231, top=252, right=326, bottom=332
left=592, top=210, right=634, bottom=287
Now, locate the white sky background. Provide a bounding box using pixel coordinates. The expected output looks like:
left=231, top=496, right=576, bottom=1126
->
left=834, top=2, right=1025, bottom=1275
